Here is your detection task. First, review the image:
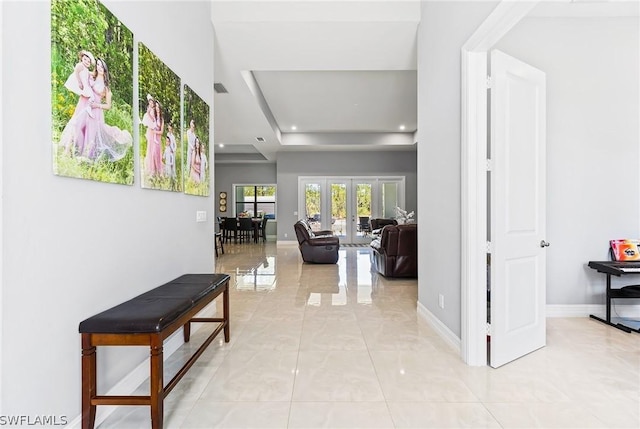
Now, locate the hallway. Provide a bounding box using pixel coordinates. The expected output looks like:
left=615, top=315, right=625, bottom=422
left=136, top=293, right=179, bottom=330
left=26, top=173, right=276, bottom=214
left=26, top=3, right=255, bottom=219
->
left=99, top=243, right=639, bottom=428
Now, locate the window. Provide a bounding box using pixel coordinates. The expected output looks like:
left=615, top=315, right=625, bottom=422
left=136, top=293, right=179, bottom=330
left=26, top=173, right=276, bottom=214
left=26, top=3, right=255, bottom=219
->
left=234, top=185, right=276, bottom=219
left=304, top=183, right=322, bottom=231
left=299, top=176, right=405, bottom=240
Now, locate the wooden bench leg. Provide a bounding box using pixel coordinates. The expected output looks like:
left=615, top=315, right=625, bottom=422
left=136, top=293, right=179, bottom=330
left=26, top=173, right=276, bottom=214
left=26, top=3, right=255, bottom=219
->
left=223, top=283, right=230, bottom=342
left=150, top=337, right=164, bottom=429
left=183, top=321, right=191, bottom=343
left=81, top=334, right=97, bottom=429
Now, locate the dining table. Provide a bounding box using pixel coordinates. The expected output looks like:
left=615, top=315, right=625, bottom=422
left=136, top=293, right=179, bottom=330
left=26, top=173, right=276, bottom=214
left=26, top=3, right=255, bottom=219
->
left=220, top=217, right=262, bottom=243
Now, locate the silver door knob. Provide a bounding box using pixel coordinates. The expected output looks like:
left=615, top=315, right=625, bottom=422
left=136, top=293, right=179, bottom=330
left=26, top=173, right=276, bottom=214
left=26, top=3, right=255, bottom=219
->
left=540, top=240, right=550, bottom=248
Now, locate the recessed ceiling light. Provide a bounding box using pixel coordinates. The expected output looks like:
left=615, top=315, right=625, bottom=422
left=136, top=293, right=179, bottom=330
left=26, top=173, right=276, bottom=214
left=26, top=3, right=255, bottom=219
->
left=218, top=144, right=224, bottom=148
left=399, top=125, right=406, bottom=131
left=291, top=125, right=297, bottom=131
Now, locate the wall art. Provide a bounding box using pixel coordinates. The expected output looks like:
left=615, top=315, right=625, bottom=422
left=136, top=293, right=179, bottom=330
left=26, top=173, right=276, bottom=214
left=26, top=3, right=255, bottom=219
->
left=183, top=84, right=210, bottom=197
left=51, top=0, right=134, bottom=185
left=138, top=42, right=182, bottom=192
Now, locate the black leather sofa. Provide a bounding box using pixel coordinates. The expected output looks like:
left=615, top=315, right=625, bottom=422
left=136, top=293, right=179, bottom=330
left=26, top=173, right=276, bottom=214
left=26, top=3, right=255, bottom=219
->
left=370, top=224, right=417, bottom=277
left=294, top=219, right=340, bottom=264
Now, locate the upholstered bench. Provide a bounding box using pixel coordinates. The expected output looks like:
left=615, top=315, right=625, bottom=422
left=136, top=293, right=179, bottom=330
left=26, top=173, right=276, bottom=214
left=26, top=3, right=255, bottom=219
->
left=79, top=273, right=230, bottom=429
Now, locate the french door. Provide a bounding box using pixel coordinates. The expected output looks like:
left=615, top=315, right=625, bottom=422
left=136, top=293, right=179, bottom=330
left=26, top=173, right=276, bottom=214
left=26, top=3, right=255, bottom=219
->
left=328, top=179, right=375, bottom=244
left=299, top=177, right=404, bottom=244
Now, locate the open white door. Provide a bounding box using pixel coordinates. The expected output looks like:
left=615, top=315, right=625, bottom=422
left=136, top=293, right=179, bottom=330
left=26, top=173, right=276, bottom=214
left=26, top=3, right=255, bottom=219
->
left=490, top=50, right=547, bottom=368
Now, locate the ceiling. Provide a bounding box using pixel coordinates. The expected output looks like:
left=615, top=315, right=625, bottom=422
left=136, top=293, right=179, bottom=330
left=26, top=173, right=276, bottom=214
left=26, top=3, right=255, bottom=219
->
left=210, top=0, right=639, bottom=164
left=211, top=0, right=421, bottom=163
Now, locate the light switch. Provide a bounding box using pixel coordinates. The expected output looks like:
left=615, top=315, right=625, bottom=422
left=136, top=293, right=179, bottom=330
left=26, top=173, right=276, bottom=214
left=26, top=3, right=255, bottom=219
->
left=196, top=211, right=207, bottom=222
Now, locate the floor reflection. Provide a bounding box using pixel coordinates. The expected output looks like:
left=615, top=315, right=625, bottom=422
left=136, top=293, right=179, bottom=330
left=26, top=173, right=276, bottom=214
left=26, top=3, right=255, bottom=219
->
left=98, top=242, right=638, bottom=429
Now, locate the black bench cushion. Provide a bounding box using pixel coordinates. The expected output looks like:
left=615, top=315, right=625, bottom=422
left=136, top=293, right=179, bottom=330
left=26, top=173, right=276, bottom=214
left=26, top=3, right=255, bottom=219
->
left=79, top=274, right=229, bottom=334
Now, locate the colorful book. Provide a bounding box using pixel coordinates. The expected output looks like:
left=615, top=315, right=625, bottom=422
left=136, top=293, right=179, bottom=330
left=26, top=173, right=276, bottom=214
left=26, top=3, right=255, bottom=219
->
left=610, top=239, right=640, bottom=261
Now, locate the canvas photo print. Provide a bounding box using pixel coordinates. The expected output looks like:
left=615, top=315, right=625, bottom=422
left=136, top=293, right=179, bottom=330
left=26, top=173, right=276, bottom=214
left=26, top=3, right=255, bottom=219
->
left=138, top=42, right=182, bottom=192
left=51, top=0, right=134, bottom=185
left=183, top=85, right=210, bottom=197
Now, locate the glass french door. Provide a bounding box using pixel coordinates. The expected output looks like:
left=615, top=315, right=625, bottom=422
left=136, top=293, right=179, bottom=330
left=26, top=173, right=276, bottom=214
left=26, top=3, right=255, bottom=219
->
left=329, top=179, right=374, bottom=244
left=300, top=177, right=404, bottom=244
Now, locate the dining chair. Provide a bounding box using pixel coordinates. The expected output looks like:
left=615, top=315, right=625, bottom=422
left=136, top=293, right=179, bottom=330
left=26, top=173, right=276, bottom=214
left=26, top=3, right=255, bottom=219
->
left=217, top=216, right=225, bottom=234
left=259, top=217, right=268, bottom=242
left=214, top=232, right=224, bottom=257
left=238, top=217, right=253, bottom=243
left=222, top=217, right=238, bottom=244
left=358, top=216, right=371, bottom=235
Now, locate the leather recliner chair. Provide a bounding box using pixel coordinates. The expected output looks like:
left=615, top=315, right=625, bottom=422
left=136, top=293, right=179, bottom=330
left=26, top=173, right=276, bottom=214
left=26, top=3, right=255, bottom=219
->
left=369, top=218, right=398, bottom=236
left=370, top=224, right=417, bottom=277
left=293, top=219, right=340, bottom=264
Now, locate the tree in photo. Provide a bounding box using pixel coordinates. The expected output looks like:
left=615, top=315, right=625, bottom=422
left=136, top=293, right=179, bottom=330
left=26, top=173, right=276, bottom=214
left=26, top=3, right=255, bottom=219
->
left=51, top=0, right=134, bottom=185
left=183, top=85, right=210, bottom=197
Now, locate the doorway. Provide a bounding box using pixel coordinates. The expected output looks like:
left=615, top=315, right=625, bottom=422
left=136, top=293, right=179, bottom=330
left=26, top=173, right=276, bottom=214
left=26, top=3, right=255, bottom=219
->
left=461, top=1, right=542, bottom=366
left=299, top=176, right=405, bottom=244
left=328, top=179, right=375, bottom=244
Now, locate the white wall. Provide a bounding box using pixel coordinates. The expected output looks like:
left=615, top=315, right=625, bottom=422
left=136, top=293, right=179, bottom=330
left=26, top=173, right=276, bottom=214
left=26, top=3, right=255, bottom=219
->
left=417, top=2, right=640, bottom=340
left=1, top=0, right=214, bottom=419
left=276, top=150, right=418, bottom=241
left=495, top=17, right=640, bottom=304
left=416, top=1, right=497, bottom=337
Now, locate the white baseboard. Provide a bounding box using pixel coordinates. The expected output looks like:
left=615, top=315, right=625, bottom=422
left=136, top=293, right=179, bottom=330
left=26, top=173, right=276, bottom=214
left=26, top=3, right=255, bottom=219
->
left=276, top=240, right=298, bottom=246
left=65, top=303, right=218, bottom=429
left=416, top=301, right=461, bottom=354
left=414, top=302, right=640, bottom=364
left=546, top=304, right=640, bottom=318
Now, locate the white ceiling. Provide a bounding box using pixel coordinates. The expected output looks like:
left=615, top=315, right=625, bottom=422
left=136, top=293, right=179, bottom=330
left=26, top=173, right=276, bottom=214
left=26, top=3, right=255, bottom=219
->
left=211, top=0, right=421, bottom=163
left=253, top=70, right=417, bottom=133
left=210, top=0, right=639, bottom=163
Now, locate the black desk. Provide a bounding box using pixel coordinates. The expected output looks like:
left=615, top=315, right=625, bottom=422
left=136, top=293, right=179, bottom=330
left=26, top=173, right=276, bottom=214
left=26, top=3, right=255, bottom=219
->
left=587, top=261, right=640, bottom=333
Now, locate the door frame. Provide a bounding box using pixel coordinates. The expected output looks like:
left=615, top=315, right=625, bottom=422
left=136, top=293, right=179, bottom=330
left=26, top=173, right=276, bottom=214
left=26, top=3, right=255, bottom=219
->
left=298, top=176, right=405, bottom=244
left=460, top=1, right=539, bottom=366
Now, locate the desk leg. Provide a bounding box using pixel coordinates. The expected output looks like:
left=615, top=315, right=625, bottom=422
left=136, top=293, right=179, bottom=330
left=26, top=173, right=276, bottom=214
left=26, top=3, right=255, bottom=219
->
left=150, top=336, right=164, bottom=429
left=589, top=273, right=633, bottom=333
left=606, top=273, right=611, bottom=322
left=81, top=334, right=97, bottom=429
left=590, top=314, right=633, bottom=333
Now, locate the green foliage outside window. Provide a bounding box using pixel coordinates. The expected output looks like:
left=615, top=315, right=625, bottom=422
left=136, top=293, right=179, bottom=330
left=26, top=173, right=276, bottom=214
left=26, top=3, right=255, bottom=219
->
left=305, top=184, right=321, bottom=219
left=304, top=183, right=372, bottom=220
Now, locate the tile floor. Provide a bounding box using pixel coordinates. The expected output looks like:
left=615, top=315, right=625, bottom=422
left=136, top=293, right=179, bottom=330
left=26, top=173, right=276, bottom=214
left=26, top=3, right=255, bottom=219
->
left=99, top=242, right=640, bottom=428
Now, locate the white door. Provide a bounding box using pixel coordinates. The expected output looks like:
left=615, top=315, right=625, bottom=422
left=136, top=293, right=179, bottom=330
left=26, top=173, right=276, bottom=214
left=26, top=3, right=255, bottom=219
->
left=329, top=180, right=349, bottom=241
left=490, top=50, right=547, bottom=368
left=328, top=179, right=375, bottom=244
left=351, top=179, right=375, bottom=244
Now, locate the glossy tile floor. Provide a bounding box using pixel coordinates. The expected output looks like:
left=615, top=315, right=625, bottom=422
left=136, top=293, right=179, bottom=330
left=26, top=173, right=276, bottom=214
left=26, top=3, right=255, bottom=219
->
left=99, top=242, right=640, bottom=429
